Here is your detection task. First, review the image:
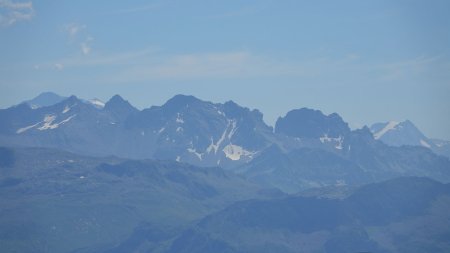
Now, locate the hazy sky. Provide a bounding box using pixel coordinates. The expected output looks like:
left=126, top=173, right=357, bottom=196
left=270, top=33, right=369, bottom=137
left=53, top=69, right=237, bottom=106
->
left=1, top=0, right=449, bottom=139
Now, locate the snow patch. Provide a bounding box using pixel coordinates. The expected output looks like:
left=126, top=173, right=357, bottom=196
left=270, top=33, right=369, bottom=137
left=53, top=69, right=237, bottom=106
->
left=222, top=144, right=254, bottom=161
left=176, top=113, right=184, bottom=124
left=16, top=122, right=41, bottom=134
left=187, top=148, right=203, bottom=160
left=207, top=120, right=236, bottom=154
left=62, top=105, right=71, bottom=114
left=335, top=136, right=343, bottom=150
left=373, top=121, right=400, bottom=139
left=420, top=139, right=431, bottom=148
left=319, top=134, right=344, bottom=150
left=37, top=115, right=56, bottom=130
left=38, top=114, right=76, bottom=130
left=319, top=134, right=332, bottom=143
left=335, top=180, right=347, bottom=186
left=88, top=99, right=105, bottom=108
left=227, top=120, right=237, bottom=139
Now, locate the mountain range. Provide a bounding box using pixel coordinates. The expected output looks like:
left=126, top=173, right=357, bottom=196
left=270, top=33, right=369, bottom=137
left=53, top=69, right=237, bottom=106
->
left=1, top=92, right=450, bottom=253
left=1, top=92, right=449, bottom=193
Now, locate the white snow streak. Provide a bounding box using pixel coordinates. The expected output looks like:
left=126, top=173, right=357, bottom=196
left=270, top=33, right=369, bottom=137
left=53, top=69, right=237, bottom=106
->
left=373, top=121, right=399, bottom=139
left=16, top=122, right=41, bottom=134
left=38, top=114, right=76, bottom=130
left=62, top=105, right=71, bottom=114
left=187, top=148, right=203, bottom=160
left=207, top=120, right=237, bottom=154
left=420, top=139, right=431, bottom=148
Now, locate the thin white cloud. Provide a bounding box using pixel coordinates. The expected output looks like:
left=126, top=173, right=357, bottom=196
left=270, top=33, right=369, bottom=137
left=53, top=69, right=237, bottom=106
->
left=378, top=55, right=445, bottom=81
left=38, top=45, right=449, bottom=89
left=33, top=47, right=158, bottom=72
left=112, top=3, right=160, bottom=14
left=207, top=1, right=271, bottom=19
left=64, top=23, right=85, bottom=38
left=58, top=47, right=159, bottom=67
left=63, top=23, right=94, bottom=55
left=54, top=63, right=64, bottom=70
left=43, top=49, right=360, bottom=81
left=107, top=51, right=312, bottom=82
left=81, top=42, right=90, bottom=55
left=0, top=0, right=34, bottom=27
left=80, top=37, right=93, bottom=55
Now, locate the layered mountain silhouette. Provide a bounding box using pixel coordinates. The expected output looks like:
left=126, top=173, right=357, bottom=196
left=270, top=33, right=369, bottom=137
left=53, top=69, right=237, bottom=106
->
left=163, top=177, right=450, bottom=253
left=370, top=120, right=450, bottom=158
left=1, top=93, right=450, bottom=193
left=1, top=92, right=450, bottom=253
left=2, top=147, right=449, bottom=253
left=0, top=146, right=269, bottom=253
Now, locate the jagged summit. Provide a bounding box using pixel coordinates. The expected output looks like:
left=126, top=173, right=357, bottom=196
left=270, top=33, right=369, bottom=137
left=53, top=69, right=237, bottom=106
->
left=2, top=93, right=449, bottom=182
left=104, top=95, right=138, bottom=121
left=370, top=120, right=431, bottom=147
left=275, top=108, right=350, bottom=139
left=162, top=94, right=203, bottom=113
left=105, top=94, right=133, bottom=109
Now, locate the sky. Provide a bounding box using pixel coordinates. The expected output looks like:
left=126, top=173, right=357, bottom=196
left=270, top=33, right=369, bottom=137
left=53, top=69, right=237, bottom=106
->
left=1, top=0, right=449, bottom=139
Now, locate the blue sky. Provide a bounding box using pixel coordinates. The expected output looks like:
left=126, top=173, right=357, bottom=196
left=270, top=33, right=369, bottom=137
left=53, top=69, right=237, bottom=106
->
left=1, top=0, right=449, bottom=139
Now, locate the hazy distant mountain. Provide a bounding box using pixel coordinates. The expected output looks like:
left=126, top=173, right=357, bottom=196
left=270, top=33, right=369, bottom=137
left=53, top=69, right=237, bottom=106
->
left=23, top=91, right=67, bottom=108
left=370, top=120, right=450, bottom=158
left=164, top=177, right=450, bottom=253
left=21, top=92, right=105, bottom=110
left=0, top=94, right=276, bottom=168
left=241, top=115, right=450, bottom=193
left=370, top=120, right=432, bottom=147
left=1, top=93, right=450, bottom=193
left=2, top=92, right=450, bottom=252
left=124, top=94, right=275, bottom=167
left=275, top=108, right=350, bottom=139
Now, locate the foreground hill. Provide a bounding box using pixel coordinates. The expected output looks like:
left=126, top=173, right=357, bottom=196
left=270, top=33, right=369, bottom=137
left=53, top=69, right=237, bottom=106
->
left=0, top=147, right=269, bottom=253
left=163, top=177, right=450, bottom=253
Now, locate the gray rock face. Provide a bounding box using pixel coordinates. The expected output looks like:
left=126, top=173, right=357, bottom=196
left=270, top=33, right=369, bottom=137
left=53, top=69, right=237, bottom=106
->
left=1, top=94, right=450, bottom=193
